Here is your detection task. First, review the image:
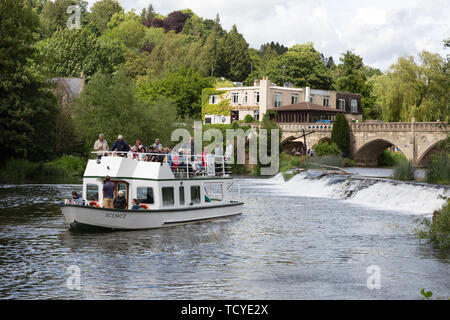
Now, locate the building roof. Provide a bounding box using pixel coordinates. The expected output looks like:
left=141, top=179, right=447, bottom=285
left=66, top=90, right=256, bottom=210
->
left=50, top=77, right=84, bottom=98
left=274, top=102, right=344, bottom=113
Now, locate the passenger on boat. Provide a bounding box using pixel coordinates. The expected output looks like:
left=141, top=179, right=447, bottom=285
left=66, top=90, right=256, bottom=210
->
left=111, top=135, right=130, bottom=156
left=155, top=147, right=165, bottom=162
left=131, top=199, right=141, bottom=210
left=201, top=147, right=208, bottom=168
left=152, top=138, right=163, bottom=149
left=113, top=191, right=127, bottom=210
left=70, top=191, right=85, bottom=206
left=93, top=133, right=109, bottom=159
left=102, top=176, right=115, bottom=209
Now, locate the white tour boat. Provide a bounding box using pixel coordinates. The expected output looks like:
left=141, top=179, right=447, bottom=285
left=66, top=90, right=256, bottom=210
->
left=61, top=152, right=244, bottom=231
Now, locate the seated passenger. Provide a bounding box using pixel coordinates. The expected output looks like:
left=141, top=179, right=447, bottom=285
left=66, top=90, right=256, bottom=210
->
left=70, top=191, right=85, bottom=206
left=113, top=191, right=127, bottom=209
left=111, top=135, right=130, bottom=156
left=131, top=199, right=141, bottom=210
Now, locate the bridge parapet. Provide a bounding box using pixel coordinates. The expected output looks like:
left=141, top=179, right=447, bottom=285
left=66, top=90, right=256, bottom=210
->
left=279, top=123, right=333, bottom=132
left=351, top=122, right=448, bottom=132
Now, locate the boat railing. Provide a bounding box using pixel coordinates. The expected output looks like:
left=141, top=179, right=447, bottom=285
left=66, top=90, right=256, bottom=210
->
left=91, top=151, right=233, bottom=178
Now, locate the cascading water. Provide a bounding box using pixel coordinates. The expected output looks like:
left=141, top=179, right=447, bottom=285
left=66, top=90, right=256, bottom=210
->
left=270, top=171, right=449, bottom=215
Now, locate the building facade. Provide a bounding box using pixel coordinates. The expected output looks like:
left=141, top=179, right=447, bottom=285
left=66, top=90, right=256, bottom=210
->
left=204, top=78, right=362, bottom=124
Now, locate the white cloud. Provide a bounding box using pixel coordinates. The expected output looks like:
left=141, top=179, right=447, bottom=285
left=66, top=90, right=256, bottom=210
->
left=86, top=0, right=450, bottom=70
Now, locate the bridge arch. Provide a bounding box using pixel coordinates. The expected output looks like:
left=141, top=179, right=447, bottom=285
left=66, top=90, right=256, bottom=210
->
left=353, top=138, right=407, bottom=167
left=281, top=135, right=305, bottom=154
left=417, top=138, right=447, bottom=167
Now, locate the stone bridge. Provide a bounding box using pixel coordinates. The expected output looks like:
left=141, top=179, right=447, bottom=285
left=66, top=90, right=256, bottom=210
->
left=278, top=121, right=449, bottom=167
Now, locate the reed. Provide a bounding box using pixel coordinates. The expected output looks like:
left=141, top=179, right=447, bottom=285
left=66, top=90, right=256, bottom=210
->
left=393, top=160, right=415, bottom=181
left=426, top=152, right=450, bottom=185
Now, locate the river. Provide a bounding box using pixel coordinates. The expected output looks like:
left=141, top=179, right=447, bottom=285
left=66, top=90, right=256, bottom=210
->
left=0, top=170, right=449, bottom=299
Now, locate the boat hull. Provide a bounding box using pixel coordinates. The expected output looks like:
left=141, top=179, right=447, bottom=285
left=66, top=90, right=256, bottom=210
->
left=61, top=202, right=244, bottom=230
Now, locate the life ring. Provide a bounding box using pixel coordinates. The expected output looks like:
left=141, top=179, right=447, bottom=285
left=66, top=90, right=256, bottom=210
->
left=89, top=201, right=101, bottom=208
left=140, top=204, right=150, bottom=210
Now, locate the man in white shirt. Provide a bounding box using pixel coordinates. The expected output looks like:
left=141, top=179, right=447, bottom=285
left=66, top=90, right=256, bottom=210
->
left=93, top=133, right=109, bottom=158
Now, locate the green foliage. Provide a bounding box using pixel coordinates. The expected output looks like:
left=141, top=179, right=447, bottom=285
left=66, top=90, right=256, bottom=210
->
left=74, top=70, right=154, bottom=150
left=0, top=0, right=58, bottom=162
left=279, top=152, right=307, bottom=173
left=393, top=160, right=415, bottom=181
left=222, top=25, right=252, bottom=81
left=243, top=114, right=255, bottom=123
left=102, top=12, right=147, bottom=50
left=248, top=43, right=333, bottom=89
left=37, top=28, right=125, bottom=79
left=313, top=142, right=342, bottom=156
left=378, top=150, right=407, bottom=166
left=426, top=136, right=450, bottom=185
left=39, top=0, right=88, bottom=38
left=420, top=289, right=433, bottom=299
left=136, top=68, right=212, bottom=118
left=201, top=88, right=231, bottom=119
left=373, top=52, right=450, bottom=122
left=47, top=155, right=86, bottom=176
left=87, top=0, right=123, bottom=34
left=416, top=198, right=450, bottom=252
left=330, top=113, right=350, bottom=157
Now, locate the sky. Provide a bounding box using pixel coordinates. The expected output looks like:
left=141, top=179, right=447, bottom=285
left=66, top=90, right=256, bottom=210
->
left=87, top=0, right=450, bottom=71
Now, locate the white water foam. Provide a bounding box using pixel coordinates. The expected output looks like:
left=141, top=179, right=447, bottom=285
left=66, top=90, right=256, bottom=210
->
left=271, top=172, right=449, bottom=215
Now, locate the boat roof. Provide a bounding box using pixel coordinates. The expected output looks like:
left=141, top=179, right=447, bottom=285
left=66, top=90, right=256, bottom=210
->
left=84, top=157, right=175, bottom=180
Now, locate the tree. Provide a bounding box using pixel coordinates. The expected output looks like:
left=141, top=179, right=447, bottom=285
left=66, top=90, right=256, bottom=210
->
left=136, top=68, right=212, bottom=118
left=103, top=12, right=147, bottom=50
left=39, top=0, right=88, bottom=38
left=333, top=51, right=366, bottom=94
left=73, top=71, right=153, bottom=150
left=0, top=0, right=58, bottom=162
left=222, top=25, right=252, bottom=81
left=373, top=52, right=449, bottom=122
left=331, top=113, right=350, bottom=157
left=260, top=43, right=333, bottom=88
left=87, top=0, right=123, bottom=34
left=37, top=27, right=125, bottom=78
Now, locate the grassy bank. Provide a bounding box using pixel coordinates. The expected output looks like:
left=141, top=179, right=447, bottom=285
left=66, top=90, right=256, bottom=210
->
left=0, top=155, right=86, bottom=182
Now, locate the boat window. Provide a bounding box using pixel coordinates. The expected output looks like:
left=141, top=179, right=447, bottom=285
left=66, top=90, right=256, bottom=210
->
left=204, top=183, right=223, bottom=201
left=162, top=187, right=174, bottom=206
left=137, top=187, right=154, bottom=204
left=179, top=186, right=185, bottom=205
left=86, top=184, right=99, bottom=201
left=191, top=186, right=201, bottom=204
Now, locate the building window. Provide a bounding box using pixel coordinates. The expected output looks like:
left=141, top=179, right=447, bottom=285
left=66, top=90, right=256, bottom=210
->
left=309, top=95, right=314, bottom=103
left=274, top=92, right=282, bottom=108
left=191, top=186, right=201, bottom=204
left=291, top=94, right=298, bottom=105
left=137, top=187, right=154, bottom=204
left=323, top=97, right=330, bottom=107
left=209, top=95, right=217, bottom=104
left=231, top=92, right=239, bottom=104
left=86, top=184, right=98, bottom=201
left=351, top=99, right=358, bottom=113
left=338, top=99, right=346, bottom=111
left=253, top=110, right=259, bottom=121
left=179, top=186, right=185, bottom=205
left=162, top=187, right=174, bottom=206
left=244, top=92, right=248, bottom=104
left=254, top=91, right=260, bottom=104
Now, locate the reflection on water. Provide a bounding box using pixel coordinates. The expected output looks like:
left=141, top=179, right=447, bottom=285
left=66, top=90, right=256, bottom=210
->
left=0, top=178, right=448, bottom=299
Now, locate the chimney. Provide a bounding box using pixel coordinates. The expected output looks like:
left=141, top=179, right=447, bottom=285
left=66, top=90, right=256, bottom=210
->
left=305, top=86, right=310, bottom=102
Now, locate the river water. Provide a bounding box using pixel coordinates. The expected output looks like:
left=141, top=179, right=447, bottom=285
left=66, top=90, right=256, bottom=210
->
left=0, top=171, right=449, bottom=300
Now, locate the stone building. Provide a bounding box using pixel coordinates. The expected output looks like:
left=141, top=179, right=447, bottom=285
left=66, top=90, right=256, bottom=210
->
left=204, top=78, right=362, bottom=124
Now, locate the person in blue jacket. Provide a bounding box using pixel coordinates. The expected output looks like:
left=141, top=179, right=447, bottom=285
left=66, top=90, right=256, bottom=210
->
left=111, top=135, right=130, bottom=156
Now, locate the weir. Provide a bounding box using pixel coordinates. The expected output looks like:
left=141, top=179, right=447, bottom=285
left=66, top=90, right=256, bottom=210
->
left=271, top=171, right=449, bottom=214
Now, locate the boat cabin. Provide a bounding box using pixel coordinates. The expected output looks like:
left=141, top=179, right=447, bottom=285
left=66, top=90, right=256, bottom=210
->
left=83, top=155, right=236, bottom=210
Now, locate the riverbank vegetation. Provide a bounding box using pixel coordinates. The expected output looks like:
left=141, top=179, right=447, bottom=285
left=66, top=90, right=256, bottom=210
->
left=416, top=198, right=450, bottom=252
left=377, top=150, right=408, bottom=166
left=1, top=0, right=448, bottom=177
left=393, top=160, right=416, bottom=181
left=426, top=136, right=450, bottom=185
